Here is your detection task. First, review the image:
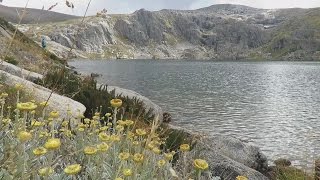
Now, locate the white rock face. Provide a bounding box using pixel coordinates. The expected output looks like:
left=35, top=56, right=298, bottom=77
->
left=0, top=70, right=86, bottom=125
left=107, top=86, right=163, bottom=122
left=0, top=61, right=43, bottom=81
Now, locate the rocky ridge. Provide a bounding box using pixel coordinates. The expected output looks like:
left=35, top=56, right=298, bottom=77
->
left=18, top=4, right=320, bottom=60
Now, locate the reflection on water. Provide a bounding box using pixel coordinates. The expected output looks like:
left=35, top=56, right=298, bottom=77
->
left=70, top=60, right=320, bottom=168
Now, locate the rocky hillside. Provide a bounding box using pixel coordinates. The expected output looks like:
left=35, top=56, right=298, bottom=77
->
left=0, top=17, right=63, bottom=73
left=19, top=4, right=320, bottom=60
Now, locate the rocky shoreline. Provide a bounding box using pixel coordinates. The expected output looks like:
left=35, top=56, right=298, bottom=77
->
left=1, top=60, right=310, bottom=179
left=106, top=88, right=270, bottom=179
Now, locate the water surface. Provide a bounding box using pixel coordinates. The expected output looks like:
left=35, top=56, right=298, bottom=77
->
left=70, top=60, right=320, bottom=168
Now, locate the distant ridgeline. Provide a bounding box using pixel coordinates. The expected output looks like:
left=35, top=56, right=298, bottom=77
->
left=2, top=4, right=320, bottom=60
left=0, top=4, right=79, bottom=24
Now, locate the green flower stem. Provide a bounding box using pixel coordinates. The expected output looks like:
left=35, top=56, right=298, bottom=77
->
left=113, top=107, right=118, bottom=134
left=115, top=161, right=123, bottom=179
left=196, top=169, right=202, bottom=180
left=183, top=153, right=187, bottom=178
left=51, top=119, right=55, bottom=138
left=0, top=100, right=4, bottom=128
left=23, top=111, right=27, bottom=130
left=16, top=90, right=20, bottom=105
left=22, top=142, right=26, bottom=180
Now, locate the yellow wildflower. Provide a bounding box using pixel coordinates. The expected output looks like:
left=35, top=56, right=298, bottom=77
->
left=97, top=142, right=109, bottom=152
left=62, top=121, right=69, bottom=127
left=147, top=143, right=155, bottom=150
left=133, top=153, right=144, bottom=163
left=152, top=147, right=161, bottom=154
left=49, top=111, right=59, bottom=118
left=92, top=116, right=99, bottom=121
left=2, top=118, right=11, bottom=124
left=64, top=164, right=81, bottom=175
left=236, top=176, right=248, bottom=180
left=78, top=123, right=86, bottom=128
left=64, top=130, right=73, bottom=137
left=105, top=113, right=111, bottom=117
left=107, top=122, right=113, bottom=126
left=84, top=146, right=98, bottom=155
left=136, top=129, right=147, bottom=136
left=158, top=159, right=166, bottom=167
left=123, top=168, right=133, bottom=177
left=119, top=152, right=130, bottom=160
left=117, top=120, right=126, bottom=126
left=44, top=138, right=61, bottom=150
left=111, top=134, right=120, bottom=142
left=17, top=102, right=37, bottom=111
left=91, top=120, right=99, bottom=126
left=15, top=83, right=23, bottom=90
left=164, top=153, right=174, bottom=161
left=39, top=101, right=49, bottom=107
left=132, top=141, right=139, bottom=146
left=31, top=120, right=44, bottom=127
left=38, top=167, right=54, bottom=177
left=99, top=132, right=111, bottom=141
left=84, top=118, right=90, bottom=124
left=115, top=178, right=123, bottom=180
left=127, top=132, right=135, bottom=140
left=125, top=120, right=134, bottom=126
left=110, top=99, right=122, bottom=108
left=180, top=144, right=190, bottom=152
left=116, top=125, right=124, bottom=131
left=18, top=131, right=32, bottom=142
left=39, top=131, right=50, bottom=138
left=33, top=147, right=47, bottom=156
left=193, top=159, right=209, bottom=170
left=100, top=126, right=108, bottom=131
left=1, top=92, right=8, bottom=98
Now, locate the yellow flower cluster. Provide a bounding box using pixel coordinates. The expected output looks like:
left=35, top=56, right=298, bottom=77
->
left=236, top=176, right=248, bottom=180
left=0, top=94, right=212, bottom=179
left=17, top=102, right=37, bottom=111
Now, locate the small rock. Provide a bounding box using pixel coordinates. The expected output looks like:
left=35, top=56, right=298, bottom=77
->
left=274, top=158, right=291, bottom=167
left=163, top=112, right=172, bottom=123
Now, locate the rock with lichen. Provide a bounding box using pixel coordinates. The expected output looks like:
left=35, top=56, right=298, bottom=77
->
left=0, top=67, right=86, bottom=125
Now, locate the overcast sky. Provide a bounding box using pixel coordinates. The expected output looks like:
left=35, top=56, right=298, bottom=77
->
left=2, top=0, right=320, bottom=15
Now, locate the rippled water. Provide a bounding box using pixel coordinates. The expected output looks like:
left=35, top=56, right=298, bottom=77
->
left=70, top=60, right=320, bottom=168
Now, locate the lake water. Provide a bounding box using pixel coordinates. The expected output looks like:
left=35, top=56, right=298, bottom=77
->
left=70, top=60, right=320, bottom=168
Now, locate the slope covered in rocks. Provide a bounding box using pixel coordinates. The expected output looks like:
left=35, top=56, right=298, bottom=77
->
left=17, top=4, right=320, bottom=60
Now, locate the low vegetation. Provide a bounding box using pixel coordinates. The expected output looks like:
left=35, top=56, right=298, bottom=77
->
left=0, top=82, right=214, bottom=179
left=35, top=68, right=155, bottom=123
left=0, top=17, right=64, bottom=73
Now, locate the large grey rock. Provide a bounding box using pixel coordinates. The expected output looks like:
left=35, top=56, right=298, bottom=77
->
left=170, top=125, right=268, bottom=180
left=0, top=60, right=43, bottom=81
left=0, top=70, right=86, bottom=125
left=195, top=136, right=268, bottom=179
left=107, top=86, right=163, bottom=122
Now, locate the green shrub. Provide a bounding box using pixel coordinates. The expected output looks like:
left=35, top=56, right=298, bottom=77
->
left=36, top=68, right=154, bottom=123
left=49, top=53, right=59, bottom=61
left=4, top=56, right=18, bottom=65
